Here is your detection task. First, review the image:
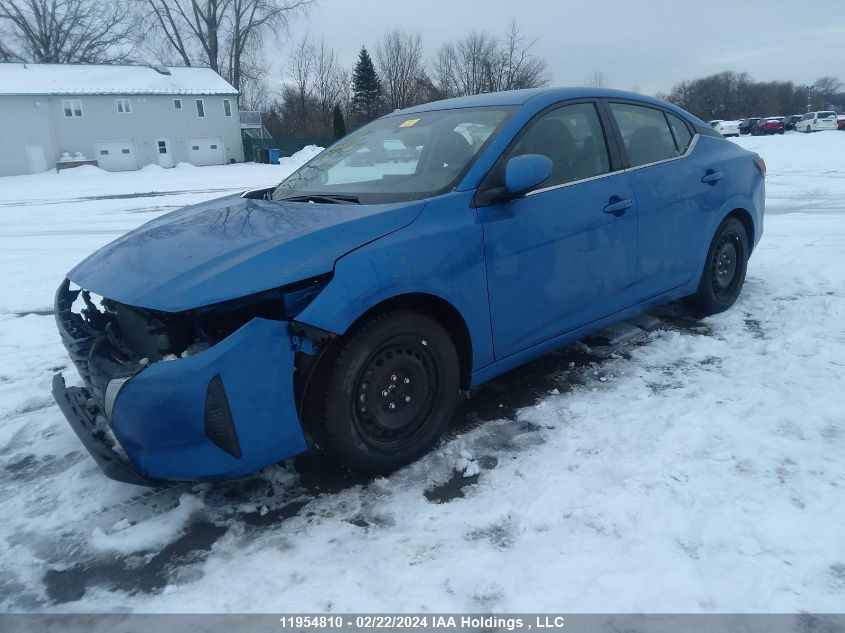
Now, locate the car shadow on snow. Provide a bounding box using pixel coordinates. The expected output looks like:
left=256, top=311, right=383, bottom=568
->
left=38, top=301, right=711, bottom=605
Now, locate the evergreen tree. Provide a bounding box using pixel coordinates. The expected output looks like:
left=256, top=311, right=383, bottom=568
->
left=332, top=103, right=347, bottom=139
left=351, top=46, right=383, bottom=126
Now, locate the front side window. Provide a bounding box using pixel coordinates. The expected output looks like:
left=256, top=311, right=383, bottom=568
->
left=223, top=99, right=232, bottom=117
left=195, top=99, right=205, bottom=118
left=115, top=98, right=131, bottom=113
left=62, top=99, right=83, bottom=117
left=610, top=102, right=679, bottom=167
left=273, top=106, right=513, bottom=204
left=503, top=102, right=610, bottom=189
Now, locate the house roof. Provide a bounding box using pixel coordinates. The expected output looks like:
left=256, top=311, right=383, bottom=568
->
left=0, top=63, right=238, bottom=96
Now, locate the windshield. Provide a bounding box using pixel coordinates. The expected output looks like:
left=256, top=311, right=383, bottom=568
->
left=272, top=107, right=514, bottom=204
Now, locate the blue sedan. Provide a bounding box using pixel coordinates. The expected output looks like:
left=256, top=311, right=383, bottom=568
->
left=53, top=87, right=765, bottom=484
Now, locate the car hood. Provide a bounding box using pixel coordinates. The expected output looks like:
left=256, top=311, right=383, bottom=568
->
left=68, top=194, right=424, bottom=312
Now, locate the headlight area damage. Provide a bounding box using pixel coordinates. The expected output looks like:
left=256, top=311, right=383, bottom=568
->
left=52, top=276, right=333, bottom=485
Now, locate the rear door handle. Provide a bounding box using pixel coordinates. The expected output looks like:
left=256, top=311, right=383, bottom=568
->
left=603, top=198, right=633, bottom=215
left=702, top=170, right=723, bottom=184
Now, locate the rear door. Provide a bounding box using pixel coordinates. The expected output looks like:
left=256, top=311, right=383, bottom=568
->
left=606, top=101, right=723, bottom=297
left=478, top=101, right=639, bottom=359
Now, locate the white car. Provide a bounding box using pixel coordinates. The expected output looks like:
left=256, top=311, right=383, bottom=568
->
left=795, top=111, right=838, bottom=132
left=708, top=119, right=741, bottom=137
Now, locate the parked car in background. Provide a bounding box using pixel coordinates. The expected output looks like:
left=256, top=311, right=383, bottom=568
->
left=751, top=117, right=785, bottom=135
left=786, top=115, right=804, bottom=131
left=52, top=87, right=766, bottom=484
left=710, top=120, right=741, bottom=137
left=739, top=118, right=761, bottom=135
left=796, top=111, right=838, bottom=132
left=837, top=115, right=845, bottom=131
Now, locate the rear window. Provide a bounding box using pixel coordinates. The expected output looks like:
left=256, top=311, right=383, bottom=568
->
left=609, top=103, right=679, bottom=167
left=818, top=112, right=836, bottom=118
left=666, top=113, right=693, bottom=153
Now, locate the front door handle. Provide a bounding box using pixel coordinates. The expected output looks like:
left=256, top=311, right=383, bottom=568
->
left=702, top=170, right=723, bottom=184
left=603, top=197, right=634, bottom=216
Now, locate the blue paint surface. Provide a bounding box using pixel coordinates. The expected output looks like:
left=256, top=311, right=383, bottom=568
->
left=57, top=87, right=765, bottom=481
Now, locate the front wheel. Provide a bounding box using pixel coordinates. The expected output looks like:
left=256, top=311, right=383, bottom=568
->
left=686, top=217, right=749, bottom=315
left=307, top=310, right=460, bottom=474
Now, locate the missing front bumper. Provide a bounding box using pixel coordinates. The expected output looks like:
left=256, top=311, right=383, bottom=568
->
left=53, top=317, right=310, bottom=484
left=51, top=374, right=158, bottom=486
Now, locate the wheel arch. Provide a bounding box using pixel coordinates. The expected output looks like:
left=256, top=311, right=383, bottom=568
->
left=339, top=292, right=474, bottom=390
left=295, top=291, right=475, bottom=422
left=725, top=207, right=755, bottom=252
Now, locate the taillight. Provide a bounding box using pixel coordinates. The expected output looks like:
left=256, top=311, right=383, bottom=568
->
left=754, top=157, right=766, bottom=178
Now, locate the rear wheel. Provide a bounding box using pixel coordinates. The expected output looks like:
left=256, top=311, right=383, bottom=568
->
left=686, top=217, right=749, bottom=315
left=307, top=310, right=459, bottom=474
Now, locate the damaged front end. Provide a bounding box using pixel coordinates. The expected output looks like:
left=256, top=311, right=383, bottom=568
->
left=52, top=277, right=333, bottom=484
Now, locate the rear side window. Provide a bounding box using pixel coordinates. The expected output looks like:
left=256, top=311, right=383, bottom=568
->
left=609, top=103, right=679, bottom=167
left=506, top=102, right=611, bottom=188
left=666, top=112, right=693, bottom=153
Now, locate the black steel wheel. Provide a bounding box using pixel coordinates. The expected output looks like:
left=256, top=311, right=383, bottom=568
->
left=687, top=216, right=749, bottom=315
left=306, top=309, right=459, bottom=474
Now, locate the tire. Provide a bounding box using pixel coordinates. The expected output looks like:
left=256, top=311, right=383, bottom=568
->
left=307, top=309, right=460, bottom=474
left=686, top=217, right=749, bottom=315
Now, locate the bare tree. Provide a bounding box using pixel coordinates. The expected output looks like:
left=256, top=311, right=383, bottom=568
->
left=0, top=0, right=138, bottom=63
left=288, top=34, right=315, bottom=134
left=376, top=29, right=424, bottom=110
left=432, top=24, right=548, bottom=98
left=144, top=0, right=311, bottom=91
left=434, top=31, right=498, bottom=97
left=812, top=76, right=843, bottom=108
left=584, top=71, right=607, bottom=88
left=313, top=39, right=346, bottom=129
left=489, top=21, right=548, bottom=92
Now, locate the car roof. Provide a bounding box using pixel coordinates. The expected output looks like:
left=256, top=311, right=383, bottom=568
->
left=392, top=86, right=684, bottom=115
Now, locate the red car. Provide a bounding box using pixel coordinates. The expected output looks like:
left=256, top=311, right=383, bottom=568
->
left=751, top=117, right=785, bottom=135
left=838, top=115, right=845, bottom=131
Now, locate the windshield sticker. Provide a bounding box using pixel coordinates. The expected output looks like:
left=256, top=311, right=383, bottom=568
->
left=398, top=118, right=420, bottom=128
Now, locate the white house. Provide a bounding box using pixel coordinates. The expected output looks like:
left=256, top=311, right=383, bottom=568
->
left=0, top=62, right=244, bottom=176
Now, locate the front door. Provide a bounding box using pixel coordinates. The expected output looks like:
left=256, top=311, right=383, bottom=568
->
left=26, top=143, right=47, bottom=173
left=478, top=101, right=638, bottom=360
left=156, top=139, right=173, bottom=168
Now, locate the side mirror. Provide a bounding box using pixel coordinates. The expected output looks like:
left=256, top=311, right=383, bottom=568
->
left=505, top=154, right=553, bottom=198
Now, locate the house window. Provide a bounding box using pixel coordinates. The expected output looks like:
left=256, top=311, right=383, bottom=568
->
left=173, top=99, right=182, bottom=110
left=195, top=99, right=205, bottom=118
left=223, top=99, right=232, bottom=117
left=62, top=99, right=83, bottom=117
left=115, top=98, right=131, bottom=113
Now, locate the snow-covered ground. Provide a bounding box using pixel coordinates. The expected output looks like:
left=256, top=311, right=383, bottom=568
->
left=1, top=134, right=844, bottom=613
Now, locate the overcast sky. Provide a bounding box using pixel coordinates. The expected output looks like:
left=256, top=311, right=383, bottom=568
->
left=287, top=0, right=845, bottom=95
